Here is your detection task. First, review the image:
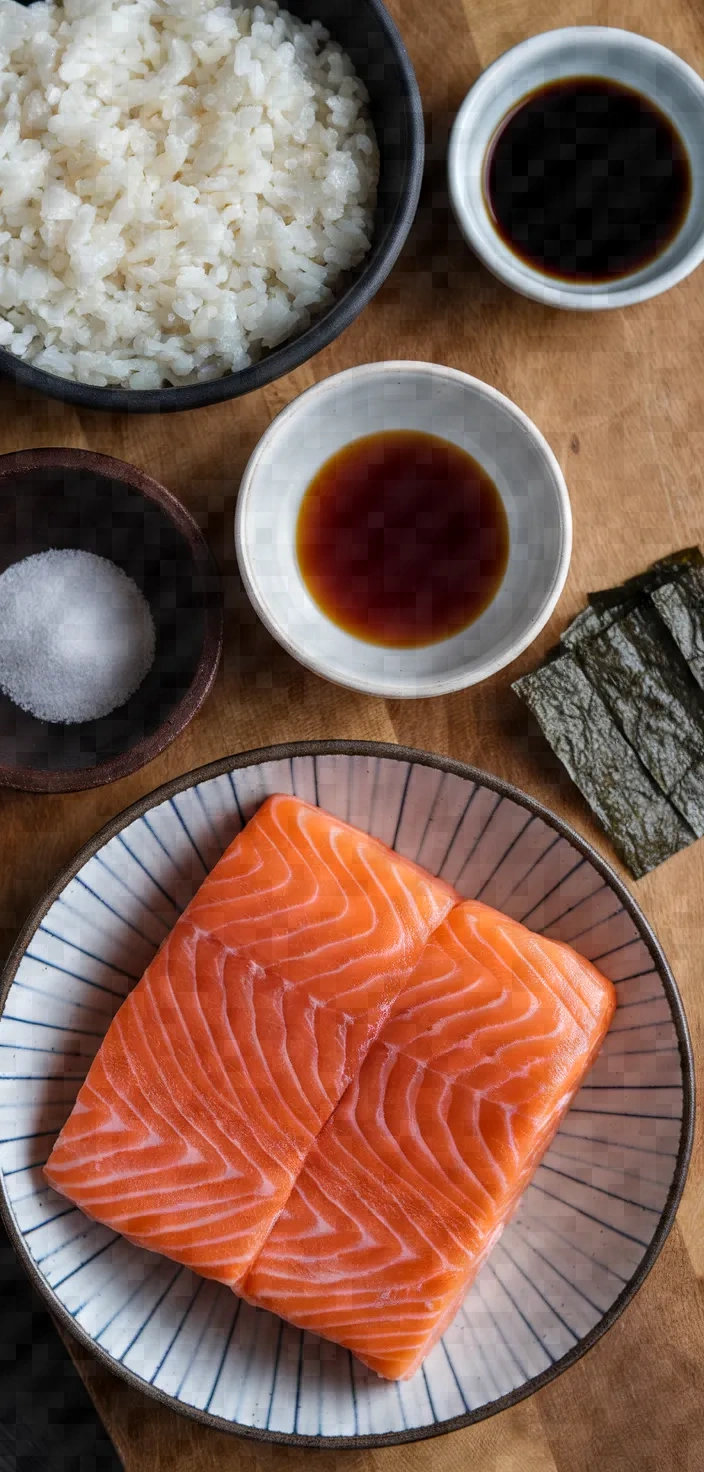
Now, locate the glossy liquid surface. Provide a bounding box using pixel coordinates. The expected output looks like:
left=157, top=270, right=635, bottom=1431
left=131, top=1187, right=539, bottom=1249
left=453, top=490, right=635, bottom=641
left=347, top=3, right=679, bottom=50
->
left=485, top=77, right=691, bottom=283
left=296, top=430, right=509, bottom=648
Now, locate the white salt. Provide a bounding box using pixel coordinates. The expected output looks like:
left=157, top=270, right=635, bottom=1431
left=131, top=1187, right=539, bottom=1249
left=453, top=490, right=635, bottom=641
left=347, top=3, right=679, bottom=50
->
left=0, top=549, right=156, bottom=724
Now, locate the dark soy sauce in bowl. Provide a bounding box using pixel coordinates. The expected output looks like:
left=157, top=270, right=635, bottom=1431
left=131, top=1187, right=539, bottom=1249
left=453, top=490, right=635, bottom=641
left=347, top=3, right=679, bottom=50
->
left=296, top=429, right=509, bottom=649
left=485, top=77, right=692, bottom=283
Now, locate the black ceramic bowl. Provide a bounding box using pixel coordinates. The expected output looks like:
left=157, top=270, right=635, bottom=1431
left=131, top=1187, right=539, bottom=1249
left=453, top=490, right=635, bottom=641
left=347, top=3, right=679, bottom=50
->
left=0, top=449, right=223, bottom=791
left=2, top=0, right=423, bottom=414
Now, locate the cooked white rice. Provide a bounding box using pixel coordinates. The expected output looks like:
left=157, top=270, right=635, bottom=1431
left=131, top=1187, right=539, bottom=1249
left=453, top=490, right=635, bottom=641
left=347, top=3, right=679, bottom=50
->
left=0, top=0, right=378, bottom=388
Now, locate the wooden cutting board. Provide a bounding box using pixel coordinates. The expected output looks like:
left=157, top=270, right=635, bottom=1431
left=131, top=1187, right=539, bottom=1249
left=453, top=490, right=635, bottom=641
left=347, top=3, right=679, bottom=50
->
left=2, top=0, right=704, bottom=1466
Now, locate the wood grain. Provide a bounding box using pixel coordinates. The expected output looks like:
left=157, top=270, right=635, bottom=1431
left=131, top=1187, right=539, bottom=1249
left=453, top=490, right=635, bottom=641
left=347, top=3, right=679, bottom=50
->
left=3, top=0, right=704, bottom=1465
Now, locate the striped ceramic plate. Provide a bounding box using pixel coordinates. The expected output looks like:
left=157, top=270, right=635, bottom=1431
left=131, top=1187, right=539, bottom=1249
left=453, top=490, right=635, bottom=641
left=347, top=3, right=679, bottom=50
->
left=0, top=742, right=693, bottom=1446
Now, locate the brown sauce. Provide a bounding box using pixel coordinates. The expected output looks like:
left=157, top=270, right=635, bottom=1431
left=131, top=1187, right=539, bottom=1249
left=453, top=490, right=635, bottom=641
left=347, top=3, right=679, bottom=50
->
left=485, top=77, right=691, bottom=283
left=296, top=429, right=509, bottom=649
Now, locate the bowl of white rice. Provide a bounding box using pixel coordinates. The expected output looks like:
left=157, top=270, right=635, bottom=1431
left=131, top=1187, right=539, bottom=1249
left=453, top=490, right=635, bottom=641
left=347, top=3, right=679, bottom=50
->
left=0, top=0, right=422, bottom=412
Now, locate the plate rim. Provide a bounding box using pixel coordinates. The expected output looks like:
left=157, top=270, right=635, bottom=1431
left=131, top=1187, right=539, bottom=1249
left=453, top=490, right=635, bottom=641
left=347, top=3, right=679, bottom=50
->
left=0, top=738, right=695, bottom=1448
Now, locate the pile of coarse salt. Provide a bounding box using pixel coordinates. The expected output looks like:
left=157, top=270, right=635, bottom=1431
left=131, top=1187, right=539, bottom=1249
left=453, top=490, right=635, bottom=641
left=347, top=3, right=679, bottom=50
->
left=0, top=549, right=156, bottom=723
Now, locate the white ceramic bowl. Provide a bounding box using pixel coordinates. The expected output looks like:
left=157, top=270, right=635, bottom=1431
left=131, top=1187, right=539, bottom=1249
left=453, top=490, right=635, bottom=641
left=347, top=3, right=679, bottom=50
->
left=235, top=362, right=571, bottom=697
left=448, top=27, right=704, bottom=310
left=0, top=742, right=693, bottom=1446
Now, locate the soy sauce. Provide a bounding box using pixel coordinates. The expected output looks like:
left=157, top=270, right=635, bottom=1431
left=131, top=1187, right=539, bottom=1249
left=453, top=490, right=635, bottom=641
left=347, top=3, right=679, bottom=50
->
left=485, top=77, right=691, bottom=282
left=296, top=430, right=509, bottom=649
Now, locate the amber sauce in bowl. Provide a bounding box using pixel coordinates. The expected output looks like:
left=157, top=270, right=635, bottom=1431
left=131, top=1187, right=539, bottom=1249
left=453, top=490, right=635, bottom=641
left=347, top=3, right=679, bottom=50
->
left=235, top=361, right=572, bottom=698
left=296, top=430, right=509, bottom=649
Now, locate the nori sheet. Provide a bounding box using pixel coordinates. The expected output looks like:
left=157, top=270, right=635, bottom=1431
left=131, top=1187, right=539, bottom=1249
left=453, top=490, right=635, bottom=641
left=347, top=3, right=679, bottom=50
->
left=653, top=545, right=704, bottom=572
left=651, top=565, right=704, bottom=692
left=512, top=655, right=694, bottom=878
left=561, top=600, right=631, bottom=651
left=576, top=604, right=704, bottom=836
left=562, top=550, right=704, bottom=650
left=587, top=546, right=704, bottom=614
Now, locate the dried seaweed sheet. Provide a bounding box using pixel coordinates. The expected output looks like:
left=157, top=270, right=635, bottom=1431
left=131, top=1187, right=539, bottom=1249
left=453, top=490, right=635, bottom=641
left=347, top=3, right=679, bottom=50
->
left=651, top=565, right=704, bottom=692
left=653, top=545, right=704, bottom=572
left=587, top=546, right=704, bottom=614
left=576, top=604, right=704, bottom=836
left=512, top=654, right=694, bottom=878
left=562, top=551, right=704, bottom=650
left=561, top=601, right=631, bottom=651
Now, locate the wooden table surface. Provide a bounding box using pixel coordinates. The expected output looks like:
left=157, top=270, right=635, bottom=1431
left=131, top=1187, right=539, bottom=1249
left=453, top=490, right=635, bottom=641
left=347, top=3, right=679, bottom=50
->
left=3, top=0, right=704, bottom=1466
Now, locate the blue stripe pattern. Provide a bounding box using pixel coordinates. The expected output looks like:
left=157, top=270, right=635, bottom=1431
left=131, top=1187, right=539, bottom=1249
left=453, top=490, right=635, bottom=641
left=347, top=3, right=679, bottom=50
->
left=0, top=751, right=687, bottom=1443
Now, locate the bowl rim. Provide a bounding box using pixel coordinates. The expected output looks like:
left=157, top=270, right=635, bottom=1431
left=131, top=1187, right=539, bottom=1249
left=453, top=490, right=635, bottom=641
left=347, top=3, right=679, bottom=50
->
left=234, top=360, right=573, bottom=697
left=0, top=0, right=424, bottom=414
left=0, top=446, right=223, bottom=791
left=0, top=737, right=694, bottom=1448
left=447, top=25, right=704, bottom=311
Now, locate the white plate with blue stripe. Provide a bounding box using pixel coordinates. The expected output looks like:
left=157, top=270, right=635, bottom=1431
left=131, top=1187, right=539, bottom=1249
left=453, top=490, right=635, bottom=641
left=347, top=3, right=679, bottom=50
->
left=0, top=742, right=694, bottom=1446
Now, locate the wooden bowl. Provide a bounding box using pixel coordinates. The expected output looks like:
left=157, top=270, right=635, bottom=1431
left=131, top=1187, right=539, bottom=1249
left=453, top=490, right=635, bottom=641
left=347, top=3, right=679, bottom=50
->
left=0, top=448, right=222, bottom=792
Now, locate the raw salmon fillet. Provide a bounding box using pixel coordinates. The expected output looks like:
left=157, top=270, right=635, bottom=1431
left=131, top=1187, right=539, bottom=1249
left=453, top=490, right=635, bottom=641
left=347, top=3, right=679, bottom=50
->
left=244, top=899, right=616, bottom=1379
left=44, top=795, right=456, bottom=1287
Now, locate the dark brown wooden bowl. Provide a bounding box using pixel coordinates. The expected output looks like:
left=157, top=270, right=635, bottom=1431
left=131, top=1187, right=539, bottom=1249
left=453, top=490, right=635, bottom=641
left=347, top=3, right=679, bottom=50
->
left=0, top=448, right=222, bottom=792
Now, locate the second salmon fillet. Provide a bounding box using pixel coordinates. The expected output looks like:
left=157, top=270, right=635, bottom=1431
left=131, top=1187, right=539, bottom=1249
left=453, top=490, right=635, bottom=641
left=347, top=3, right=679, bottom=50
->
left=44, top=795, right=456, bottom=1287
left=244, top=899, right=616, bottom=1378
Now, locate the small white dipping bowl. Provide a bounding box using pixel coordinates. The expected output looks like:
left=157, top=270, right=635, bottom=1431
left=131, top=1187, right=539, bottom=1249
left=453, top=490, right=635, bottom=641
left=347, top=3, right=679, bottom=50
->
left=235, top=361, right=571, bottom=698
left=448, top=27, right=704, bottom=311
